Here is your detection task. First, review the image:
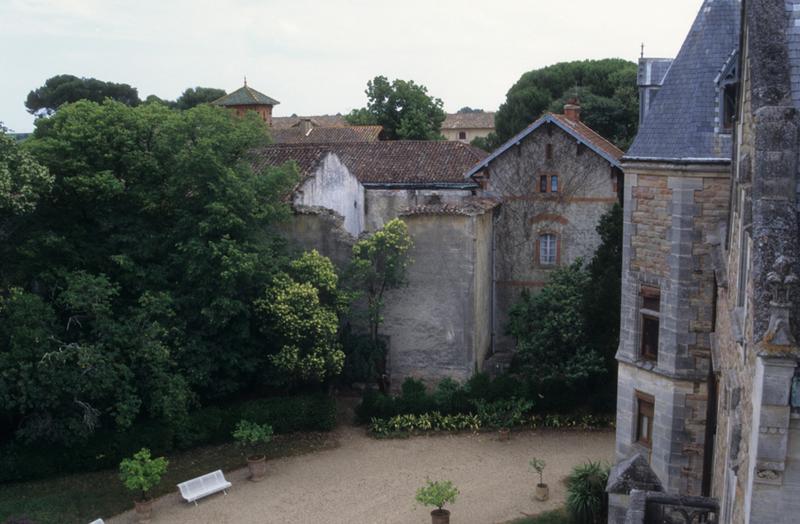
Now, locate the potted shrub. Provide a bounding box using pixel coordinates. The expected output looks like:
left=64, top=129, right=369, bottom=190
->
left=415, top=479, right=459, bottom=524
left=233, top=420, right=274, bottom=481
left=119, top=448, right=168, bottom=523
left=530, top=457, right=549, bottom=501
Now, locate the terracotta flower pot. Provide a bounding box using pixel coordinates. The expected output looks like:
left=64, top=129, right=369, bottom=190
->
left=431, top=508, right=451, bottom=524
left=498, top=427, right=510, bottom=441
left=134, top=498, right=154, bottom=523
left=534, top=483, right=549, bottom=501
left=247, top=455, right=267, bottom=481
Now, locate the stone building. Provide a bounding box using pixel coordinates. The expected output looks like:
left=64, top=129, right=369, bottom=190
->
left=251, top=141, right=493, bottom=386
left=441, top=111, right=496, bottom=143
left=466, top=104, right=623, bottom=353
left=609, top=1, right=800, bottom=522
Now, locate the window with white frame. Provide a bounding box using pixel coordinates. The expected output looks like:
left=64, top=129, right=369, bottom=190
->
left=539, top=234, right=557, bottom=265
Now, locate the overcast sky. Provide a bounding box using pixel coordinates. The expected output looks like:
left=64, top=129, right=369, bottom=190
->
left=0, top=0, right=703, bottom=133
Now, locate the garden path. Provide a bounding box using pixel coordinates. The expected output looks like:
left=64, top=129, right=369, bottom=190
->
left=108, top=403, right=613, bottom=524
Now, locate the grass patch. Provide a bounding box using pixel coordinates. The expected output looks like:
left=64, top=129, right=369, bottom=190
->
left=511, top=508, right=572, bottom=524
left=0, top=431, right=337, bottom=524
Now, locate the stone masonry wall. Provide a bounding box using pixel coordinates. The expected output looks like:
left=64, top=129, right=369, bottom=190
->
left=485, top=122, right=620, bottom=351
left=382, top=212, right=492, bottom=388
left=364, top=188, right=472, bottom=232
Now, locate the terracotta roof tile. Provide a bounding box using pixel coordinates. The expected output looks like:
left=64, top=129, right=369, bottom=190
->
left=250, top=141, right=487, bottom=186
left=550, top=113, right=624, bottom=161
left=442, top=112, right=496, bottom=129
left=271, top=115, right=348, bottom=129
left=271, top=125, right=382, bottom=144
left=212, top=85, right=279, bottom=106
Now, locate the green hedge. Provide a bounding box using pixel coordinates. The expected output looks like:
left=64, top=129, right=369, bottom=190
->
left=0, top=395, right=335, bottom=483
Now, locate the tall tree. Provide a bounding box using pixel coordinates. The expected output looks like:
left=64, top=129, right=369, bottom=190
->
left=174, top=87, right=227, bottom=110
left=0, top=100, right=300, bottom=445
left=490, top=59, right=638, bottom=150
left=25, top=75, right=141, bottom=116
left=346, top=218, right=413, bottom=390
left=0, top=127, right=53, bottom=241
left=346, top=76, right=446, bottom=140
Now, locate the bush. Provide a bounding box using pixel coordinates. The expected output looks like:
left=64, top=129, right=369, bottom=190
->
left=369, top=412, right=480, bottom=436
left=118, top=448, right=168, bottom=502
left=475, top=398, right=534, bottom=429
left=415, top=479, right=459, bottom=511
left=566, top=461, right=610, bottom=524
left=432, top=378, right=472, bottom=415
left=232, top=420, right=274, bottom=459
left=355, top=390, right=399, bottom=423
left=340, top=333, right=386, bottom=385
left=0, top=394, right=335, bottom=483
left=396, top=378, right=436, bottom=415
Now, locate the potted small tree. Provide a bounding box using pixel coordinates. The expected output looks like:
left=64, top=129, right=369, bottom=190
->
left=530, top=457, right=549, bottom=501
left=119, top=448, right=168, bottom=523
left=233, top=420, right=274, bottom=482
left=415, top=479, right=459, bottom=524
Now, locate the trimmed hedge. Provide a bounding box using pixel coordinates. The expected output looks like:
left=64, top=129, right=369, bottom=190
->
left=0, top=395, right=335, bottom=483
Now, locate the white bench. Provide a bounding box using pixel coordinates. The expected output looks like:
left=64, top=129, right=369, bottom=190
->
left=177, top=469, right=232, bottom=505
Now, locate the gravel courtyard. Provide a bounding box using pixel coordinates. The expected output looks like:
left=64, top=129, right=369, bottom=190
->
left=109, top=423, right=613, bottom=524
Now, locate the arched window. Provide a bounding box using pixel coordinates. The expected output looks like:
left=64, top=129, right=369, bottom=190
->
left=538, top=233, right=557, bottom=265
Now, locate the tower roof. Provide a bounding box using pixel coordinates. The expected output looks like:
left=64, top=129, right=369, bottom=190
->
left=625, top=0, right=741, bottom=162
left=212, top=84, right=280, bottom=107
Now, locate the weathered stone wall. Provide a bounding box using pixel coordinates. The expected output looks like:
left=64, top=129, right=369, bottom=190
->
left=293, top=153, right=365, bottom=236
left=473, top=211, right=493, bottom=368
left=615, top=162, right=729, bottom=498
left=278, top=206, right=355, bottom=270
left=484, top=122, right=620, bottom=351
left=381, top=212, right=492, bottom=388
left=364, top=188, right=473, bottom=232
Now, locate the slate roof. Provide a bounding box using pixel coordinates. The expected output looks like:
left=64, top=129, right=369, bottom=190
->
left=212, top=85, right=280, bottom=107
left=271, top=125, right=382, bottom=144
left=465, top=111, right=623, bottom=179
left=442, top=112, right=496, bottom=130
left=637, top=58, right=673, bottom=88
left=785, top=1, right=800, bottom=109
left=625, top=0, right=740, bottom=162
left=271, top=115, right=348, bottom=129
left=251, top=141, right=487, bottom=187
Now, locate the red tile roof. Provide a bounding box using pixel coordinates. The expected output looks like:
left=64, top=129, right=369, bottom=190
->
left=271, top=115, right=348, bottom=129
left=271, top=125, right=382, bottom=144
left=250, top=141, right=488, bottom=186
left=549, top=113, right=624, bottom=161
left=442, top=112, right=496, bottom=130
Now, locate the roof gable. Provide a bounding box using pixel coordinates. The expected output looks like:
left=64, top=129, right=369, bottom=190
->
left=252, top=141, right=487, bottom=188
left=465, top=113, right=622, bottom=179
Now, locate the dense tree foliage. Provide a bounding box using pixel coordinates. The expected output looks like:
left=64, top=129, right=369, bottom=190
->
left=173, top=87, right=227, bottom=110
left=487, top=59, right=638, bottom=151
left=25, top=75, right=141, bottom=116
left=507, top=205, right=622, bottom=410
left=346, top=76, right=446, bottom=140
left=0, top=129, right=53, bottom=240
left=0, top=100, right=324, bottom=446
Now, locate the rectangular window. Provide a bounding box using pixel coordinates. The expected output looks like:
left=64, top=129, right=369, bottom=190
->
left=545, top=143, right=553, bottom=160
left=458, top=131, right=467, bottom=140
left=640, top=285, right=660, bottom=361
left=550, top=175, right=559, bottom=193
left=540, top=175, right=548, bottom=193
left=636, top=391, right=655, bottom=447
left=539, top=234, right=557, bottom=265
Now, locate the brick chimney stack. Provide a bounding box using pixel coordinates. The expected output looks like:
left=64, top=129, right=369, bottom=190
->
left=564, top=103, right=581, bottom=123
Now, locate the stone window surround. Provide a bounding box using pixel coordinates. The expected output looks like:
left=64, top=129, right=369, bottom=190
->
left=635, top=276, right=664, bottom=365
left=635, top=390, right=655, bottom=449
left=535, top=230, right=560, bottom=267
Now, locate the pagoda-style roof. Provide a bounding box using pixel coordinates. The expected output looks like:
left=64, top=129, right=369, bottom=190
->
left=212, top=84, right=280, bottom=107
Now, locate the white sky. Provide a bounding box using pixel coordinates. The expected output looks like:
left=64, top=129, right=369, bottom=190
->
left=0, top=0, right=703, bottom=133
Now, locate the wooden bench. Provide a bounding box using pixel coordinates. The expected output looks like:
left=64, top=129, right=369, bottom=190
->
left=177, top=470, right=232, bottom=505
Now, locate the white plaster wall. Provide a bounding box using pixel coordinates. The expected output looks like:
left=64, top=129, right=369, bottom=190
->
left=293, top=153, right=365, bottom=236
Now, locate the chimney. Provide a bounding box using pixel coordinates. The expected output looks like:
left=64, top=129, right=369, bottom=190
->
left=300, top=118, right=313, bottom=136
left=564, top=103, right=581, bottom=123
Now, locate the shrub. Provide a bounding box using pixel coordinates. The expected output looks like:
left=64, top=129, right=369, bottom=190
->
left=340, top=333, right=386, bottom=385
left=397, top=378, right=436, bottom=415
left=118, top=448, right=168, bottom=502
left=475, top=398, right=534, bottom=429
left=566, top=461, right=610, bottom=524
left=232, top=420, right=274, bottom=459
left=432, top=378, right=472, bottom=415
left=369, top=412, right=480, bottom=436
left=415, top=479, right=459, bottom=511
left=355, top=390, right=398, bottom=422
left=0, top=394, right=335, bottom=483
